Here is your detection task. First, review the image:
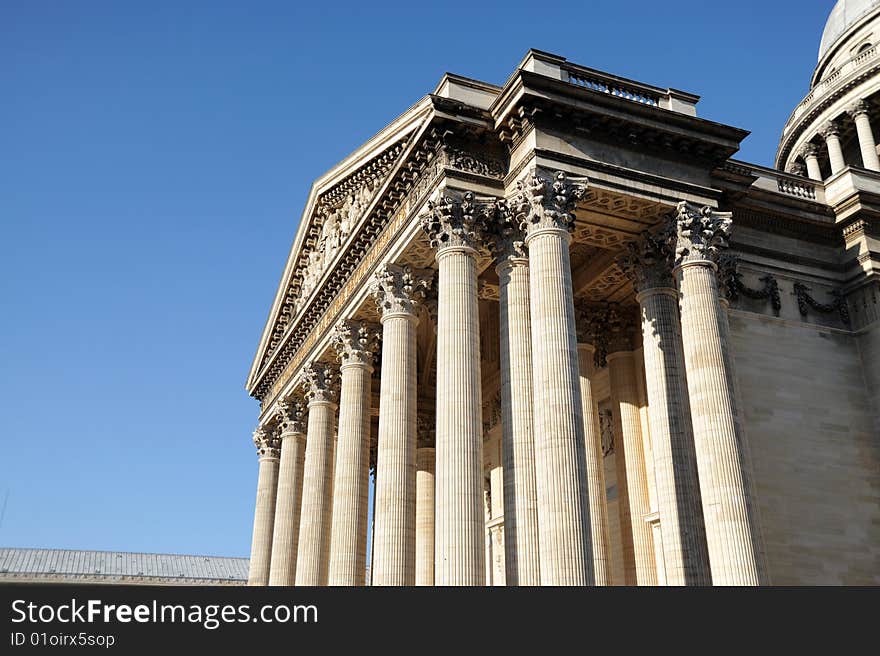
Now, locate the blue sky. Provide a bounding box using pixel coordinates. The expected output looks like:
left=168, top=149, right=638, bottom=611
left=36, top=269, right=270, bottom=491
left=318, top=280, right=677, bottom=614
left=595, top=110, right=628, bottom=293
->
left=0, top=1, right=833, bottom=557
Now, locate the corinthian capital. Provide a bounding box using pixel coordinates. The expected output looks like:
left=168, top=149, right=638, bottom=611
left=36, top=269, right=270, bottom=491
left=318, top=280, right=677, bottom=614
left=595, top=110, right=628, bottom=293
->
left=253, top=426, right=281, bottom=458
left=799, top=143, right=819, bottom=159
left=302, top=361, right=339, bottom=405
left=669, top=201, right=732, bottom=267
left=369, top=263, right=431, bottom=317
left=617, top=230, right=675, bottom=292
left=483, top=198, right=528, bottom=264
left=331, top=319, right=380, bottom=368
left=577, top=302, right=634, bottom=367
left=276, top=398, right=306, bottom=435
left=511, top=169, right=589, bottom=236
left=420, top=190, right=490, bottom=253
left=847, top=99, right=870, bottom=119
left=821, top=121, right=841, bottom=139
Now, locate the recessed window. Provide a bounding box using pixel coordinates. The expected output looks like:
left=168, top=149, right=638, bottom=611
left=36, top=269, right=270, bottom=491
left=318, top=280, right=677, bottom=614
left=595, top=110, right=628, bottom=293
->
left=858, top=42, right=873, bottom=54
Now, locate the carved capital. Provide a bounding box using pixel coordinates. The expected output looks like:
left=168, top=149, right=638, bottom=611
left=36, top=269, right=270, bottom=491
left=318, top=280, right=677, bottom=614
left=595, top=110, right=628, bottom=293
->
left=331, top=319, right=380, bottom=368
left=276, top=398, right=306, bottom=435
left=821, top=121, right=841, bottom=140
left=369, top=263, right=432, bottom=317
left=302, top=362, right=339, bottom=405
left=512, top=169, right=589, bottom=236
left=420, top=190, right=491, bottom=253
left=483, top=198, right=528, bottom=264
left=417, top=410, right=436, bottom=449
left=617, top=230, right=675, bottom=292
left=253, top=426, right=281, bottom=458
left=847, top=99, right=870, bottom=119
left=578, top=302, right=634, bottom=367
left=670, top=201, right=732, bottom=267
left=799, top=143, right=820, bottom=159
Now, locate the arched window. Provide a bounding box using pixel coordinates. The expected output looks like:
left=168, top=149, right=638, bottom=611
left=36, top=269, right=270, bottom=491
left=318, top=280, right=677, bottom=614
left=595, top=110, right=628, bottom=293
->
left=858, top=42, right=873, bottom=54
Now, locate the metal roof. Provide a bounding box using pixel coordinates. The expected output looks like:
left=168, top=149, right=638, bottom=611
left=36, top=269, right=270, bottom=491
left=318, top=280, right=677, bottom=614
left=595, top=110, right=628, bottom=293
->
left=0, top=547, right=249, bottom=582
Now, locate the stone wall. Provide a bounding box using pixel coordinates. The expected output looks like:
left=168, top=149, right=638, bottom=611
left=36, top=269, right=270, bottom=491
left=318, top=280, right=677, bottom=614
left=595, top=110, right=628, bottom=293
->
left=729, top=310, right=880, bottom=584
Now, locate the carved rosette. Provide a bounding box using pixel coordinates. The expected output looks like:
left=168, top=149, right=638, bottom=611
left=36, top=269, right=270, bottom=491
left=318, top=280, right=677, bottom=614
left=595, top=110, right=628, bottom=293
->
left=420, top=190, right=490, bottom=253
left=511, top=169, right=589, bottom=237
left=302, top=361, right=339, bottom=406
left=276, top=398, right=306, bottom=436
left=483, top=197, right=528, bottom=265
left=253, top=426, right=281, bottom=458
left=331, top=319, right=380, bottom=368
left=369, top=263, right=432, bottom=318
left=617, top=229, right=675, bottom=292
left=669, top=201, right=733, bottom=267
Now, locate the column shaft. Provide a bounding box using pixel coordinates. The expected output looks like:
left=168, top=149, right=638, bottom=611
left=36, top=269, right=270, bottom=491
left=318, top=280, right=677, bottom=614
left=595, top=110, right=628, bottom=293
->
left=497, top=258, right=541, bottom=586
left=435, top=247, right=485, bottom=586
left=295, top=401, right=337, bottom=586
left=527, top=228, right=592, bottom=586
left=854, top=112, right=880, bottom=171
left=373, top=314, right=418, bottom=585
left=247, top=451, right=280, bottom=586
left=805, top=154, right=823, bottom=181
left=677, top=261, right=768, bottom=585
left=608, top=351, right=657, bottom=585
left=268, top=430, right=306, bottom=586
left=826, top=132, right=846, bottom=174
left=328, top=362, right=372, bottom=586
left=415, top=447, right=435, bottom=586
left=576, top=344, right=612, bottom=585
left=637, top=288, right=711, bottom=585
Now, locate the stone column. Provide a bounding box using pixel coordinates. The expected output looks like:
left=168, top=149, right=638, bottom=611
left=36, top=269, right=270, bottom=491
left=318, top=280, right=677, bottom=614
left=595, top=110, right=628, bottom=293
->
left=327, top=320, right=378, bottom=586
left=369, top=264, right=429, bottom=586
left=514, top=170, right=593, bottom=586
left=848, top=100, right=880, bottom=171
left=800, top=144, right=823, bottom=181
left=488, top=203, right=541, bottom=586
left=415, top=441, right=436, bottom=586
left=671, top=201, right=768, bottom=586
left=421, top=192, right=487, bottom=586
left=294, top=363, right=338, bottom=586
left=618, top=233, right=712, bottom=586
left=573, top=335, right=612, bottom=586
left=822, top=122, right=846, bottom=175
left=597, top=307, right=657, bottom=586
left=247, top=426, right=281, bottom=586
left=268, top=400, right=307, bottom=586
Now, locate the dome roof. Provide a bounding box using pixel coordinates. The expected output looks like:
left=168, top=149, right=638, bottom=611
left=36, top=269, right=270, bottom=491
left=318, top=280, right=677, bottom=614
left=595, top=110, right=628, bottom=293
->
left=819, top=0, right=880, bottom=61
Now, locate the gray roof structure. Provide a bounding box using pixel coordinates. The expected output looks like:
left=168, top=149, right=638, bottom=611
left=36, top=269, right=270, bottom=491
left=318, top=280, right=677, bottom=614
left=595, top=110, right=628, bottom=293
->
left=0, top=547, right=249, bottom=585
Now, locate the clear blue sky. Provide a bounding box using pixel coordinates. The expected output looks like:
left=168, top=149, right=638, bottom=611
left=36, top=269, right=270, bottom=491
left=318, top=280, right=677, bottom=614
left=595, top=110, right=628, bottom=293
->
left=0, top=1, right=833, bottom=557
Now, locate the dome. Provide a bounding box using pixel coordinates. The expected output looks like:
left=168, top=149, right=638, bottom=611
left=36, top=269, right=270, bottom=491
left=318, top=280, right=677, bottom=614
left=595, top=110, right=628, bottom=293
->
left=818, top=0, right=880, bottom=61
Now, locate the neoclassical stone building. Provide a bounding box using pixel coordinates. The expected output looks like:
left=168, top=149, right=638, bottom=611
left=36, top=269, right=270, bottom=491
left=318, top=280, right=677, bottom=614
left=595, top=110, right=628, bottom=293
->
left=244, top=1, right=880, bottom=586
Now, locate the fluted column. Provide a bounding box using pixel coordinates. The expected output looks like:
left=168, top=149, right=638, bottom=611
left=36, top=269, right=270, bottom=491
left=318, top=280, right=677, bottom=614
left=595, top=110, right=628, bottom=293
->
left=327, top=320, right=378, bottom=586
left=672, top=201, right=768, bottom=586
left=514, top=170, right=593, bottom=586
left=369, top=265, right=429, bottom=586
left=295, top=363, right=338, bottom=586
left=596, top=307, right=657, bottom=586
left=573, top=335, right=612, bottom=586
left=488, top=206, right=542, bottom=586
left=800, top=144, right=823, bottom=181
left=822, top=122, right=846, bottom=175
left=268, top=400, right=307, bottom=586
left=619, top=233, right=711, bottom=586
left=421, top=192, right=486, bottom=586
left=415, top=443, right=436, bottom=586
left=248, top=427, right=281, bottom=586
left=848, top=100, right=880, bottom=171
